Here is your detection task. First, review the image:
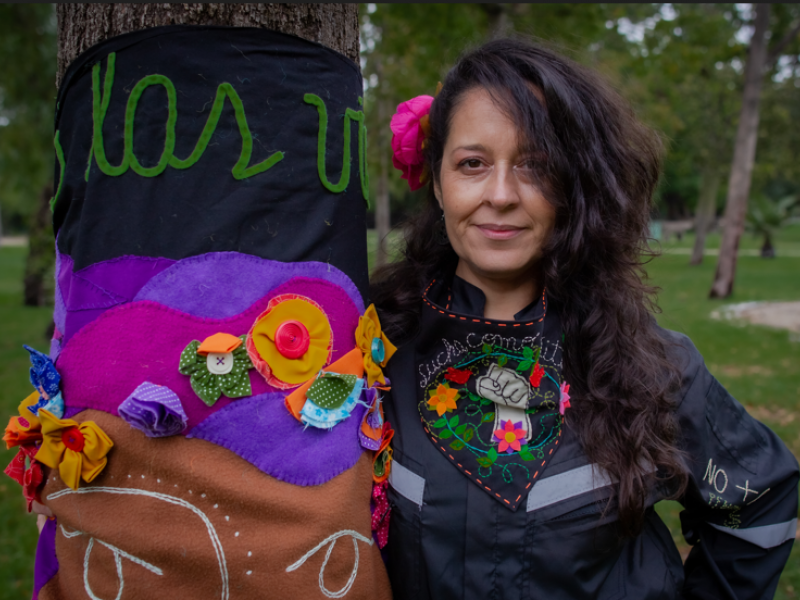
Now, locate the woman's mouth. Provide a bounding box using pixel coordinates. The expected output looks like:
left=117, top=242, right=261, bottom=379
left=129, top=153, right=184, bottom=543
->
left=476, top=224, right=523, bottom=240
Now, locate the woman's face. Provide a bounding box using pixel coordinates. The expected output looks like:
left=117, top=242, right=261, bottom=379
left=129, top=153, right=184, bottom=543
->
left=434, top=87, right=555, bottom=288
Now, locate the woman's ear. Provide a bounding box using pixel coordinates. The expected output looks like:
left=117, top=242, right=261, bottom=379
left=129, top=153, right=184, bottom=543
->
left=433, top=180, right=444, bottom=211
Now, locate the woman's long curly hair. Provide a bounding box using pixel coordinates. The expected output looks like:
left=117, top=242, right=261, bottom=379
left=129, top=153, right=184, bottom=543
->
left=370, top=38, right=687, bottom=536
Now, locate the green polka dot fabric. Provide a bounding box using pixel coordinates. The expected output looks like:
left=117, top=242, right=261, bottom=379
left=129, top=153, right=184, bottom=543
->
left=178, top=335, right=253, bottom=406
left=306, top=372, right=358, bottom=409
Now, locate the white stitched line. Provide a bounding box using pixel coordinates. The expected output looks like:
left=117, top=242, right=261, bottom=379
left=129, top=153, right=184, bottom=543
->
left=60, top=525, right=82, bottom=539
left=286, top=530, right=374, bottom=598
left=95, top=539, right=163, bottom=576
left=49, top=486, right=228, bottom=600
left=84, top=537, right=124, bottom=600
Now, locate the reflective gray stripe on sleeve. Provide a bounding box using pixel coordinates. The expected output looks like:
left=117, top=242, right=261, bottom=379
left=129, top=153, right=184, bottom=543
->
left=388, top=460, right=425, bottom=509
left=708, top=519, right=798, bottom=549
left=527, top=463, right=617, bottom=513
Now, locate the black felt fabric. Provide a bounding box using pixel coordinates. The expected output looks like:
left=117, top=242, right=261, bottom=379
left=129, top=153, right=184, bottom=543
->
left=53, top=25, right=368, bottom=301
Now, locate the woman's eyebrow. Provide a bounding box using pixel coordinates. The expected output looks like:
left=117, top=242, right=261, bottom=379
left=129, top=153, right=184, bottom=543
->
left=453, top=144, right=488, bottom=152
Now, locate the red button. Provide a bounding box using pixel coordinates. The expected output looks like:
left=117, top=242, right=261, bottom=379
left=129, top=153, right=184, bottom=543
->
left=275, top=320, right=311, bottom=359
left=61, top=426, right=85, bottom=452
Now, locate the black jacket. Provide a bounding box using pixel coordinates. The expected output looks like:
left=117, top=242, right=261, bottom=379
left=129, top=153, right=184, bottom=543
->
left=383, top=278, right=798, bottom=599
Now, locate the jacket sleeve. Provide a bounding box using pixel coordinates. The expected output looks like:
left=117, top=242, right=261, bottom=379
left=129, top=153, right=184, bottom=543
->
left=666, top=332, right=799, bottom=600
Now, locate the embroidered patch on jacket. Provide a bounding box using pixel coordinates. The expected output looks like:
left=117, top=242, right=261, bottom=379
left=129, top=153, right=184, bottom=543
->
left=418, top=342, right=564, bottom=510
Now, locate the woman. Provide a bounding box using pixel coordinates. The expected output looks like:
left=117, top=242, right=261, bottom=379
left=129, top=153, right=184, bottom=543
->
left=372, top=39, right=798, bottom=599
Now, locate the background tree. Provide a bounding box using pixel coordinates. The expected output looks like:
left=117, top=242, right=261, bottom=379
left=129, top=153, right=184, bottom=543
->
left=0, top=5, right=57, bottom=305
left=710, top=4, right=800, bottom=298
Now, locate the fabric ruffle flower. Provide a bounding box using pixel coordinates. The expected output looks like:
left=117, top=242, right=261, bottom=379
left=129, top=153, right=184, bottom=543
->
left=494, top=420, right=526, bottom=454
left=247, top=294, right=332, bottom=389
left=300, top=372, right=365, bottom=430
left=355, top=304, right=397, bottom=387
left=4, top=392, right=43, bottom=449
left=4, top=444, right=44, bottom=512
left=179, top=333, right=253, bottom=406
left=34, top=409, right=114, bottom=491
left=529, top=363, right=545, bottom=388
left=559, top=382, right=571, bottom=415
left=371, top=481, right=391, bottom=549
left=428, top=384, right=458, bottom=416
left=359, top=386, right=385, bottom=451
left=118, top=382, right=188, bottom=438
left=390, top=95, right=434, bottom=191
left=373, top=422, right=394, bottom=484
left=23, top=345, right=65, bottom=419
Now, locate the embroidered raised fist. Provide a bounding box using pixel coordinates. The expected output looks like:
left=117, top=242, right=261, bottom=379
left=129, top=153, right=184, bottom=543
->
left=476, top=364, right=530, bottom=407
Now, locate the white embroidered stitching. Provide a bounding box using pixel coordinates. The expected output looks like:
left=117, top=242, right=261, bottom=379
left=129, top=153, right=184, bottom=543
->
left=286, top=530, right=374, bottom=598
left=59, top=525, right=163, bottom=600
left=49, top=486, right=229, bottom=600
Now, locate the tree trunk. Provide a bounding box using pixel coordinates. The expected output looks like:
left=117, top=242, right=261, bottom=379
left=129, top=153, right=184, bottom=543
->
left=761, top=232, right=775, bottom=258
left=56, top=3, right=359, bottom=85
left=23, top=184, right=55, bottom=306
left=689, top=166, right=720, bottom=265
left=709, top=4, right=770, bottom=298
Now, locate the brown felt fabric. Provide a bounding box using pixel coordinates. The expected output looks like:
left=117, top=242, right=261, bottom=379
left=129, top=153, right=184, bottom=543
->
left=39, top=410, right=391, bottom=599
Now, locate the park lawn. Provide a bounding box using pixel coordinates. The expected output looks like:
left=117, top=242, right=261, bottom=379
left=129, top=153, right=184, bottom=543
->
left=1, top=225, right=798, bottom=598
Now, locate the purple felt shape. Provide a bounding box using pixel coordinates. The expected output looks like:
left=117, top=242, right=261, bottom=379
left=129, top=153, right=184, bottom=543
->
left=118, top=382, right=188, bottom=437
left=52, top=245, right=66, bottom=339
left=33, top=517, right=58, bottom=599
left=56, top=277, right=360, bottom=431
left=56, top=249, right=176, bottom=344
left=134, top=251, right=364, bottom=318
left=188, top=392, right=366, bottom=486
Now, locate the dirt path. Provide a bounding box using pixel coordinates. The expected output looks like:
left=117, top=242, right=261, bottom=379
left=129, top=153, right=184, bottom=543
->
left=711, top=301, right=800, bottom=334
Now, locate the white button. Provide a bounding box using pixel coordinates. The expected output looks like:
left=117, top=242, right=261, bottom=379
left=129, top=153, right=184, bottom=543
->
left=206, top=352, right=234, bottom=375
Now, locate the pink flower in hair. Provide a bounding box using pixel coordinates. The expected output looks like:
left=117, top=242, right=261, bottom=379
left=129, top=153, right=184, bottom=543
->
left=390, top=95, right=434, bottom=191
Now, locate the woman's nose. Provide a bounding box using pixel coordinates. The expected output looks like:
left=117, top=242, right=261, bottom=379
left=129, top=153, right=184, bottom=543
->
left=483, top=164, right=519, bottom=209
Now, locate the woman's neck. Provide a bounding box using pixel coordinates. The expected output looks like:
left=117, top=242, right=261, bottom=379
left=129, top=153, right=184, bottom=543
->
left=454, top=261, right=541, bottom=321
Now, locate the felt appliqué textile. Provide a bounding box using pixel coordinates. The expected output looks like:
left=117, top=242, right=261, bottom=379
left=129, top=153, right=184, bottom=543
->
left=415, top=278, right=565, bottom=511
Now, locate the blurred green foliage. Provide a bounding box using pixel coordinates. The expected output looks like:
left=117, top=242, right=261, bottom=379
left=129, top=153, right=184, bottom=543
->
left=0, top=4, right=56, bottom=234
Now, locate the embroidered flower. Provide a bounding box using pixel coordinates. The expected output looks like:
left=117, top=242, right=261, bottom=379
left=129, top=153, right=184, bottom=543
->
left=34, top=409, right=113, bottom=491
left=118, top=382, right=188, bottom=438
left=428, top=384, right=459, bottom=416
left=247, top=294, right=332, bottom=389
left=559, top=382, right=571, bottom=415
left=444, top=367, right=471, bottom=385
left=23, top=345, right=65, bottom=419
left=355, top=304, right=397, bottom=387
left=529, top=363, right=545, bottom=388
left=4, top=444, right=43, bottom=512
left=390, top=95, right=434, bottom=191
left=494, top=419, right=526, bottom=454
left=180, top=333, right=253, bottom=406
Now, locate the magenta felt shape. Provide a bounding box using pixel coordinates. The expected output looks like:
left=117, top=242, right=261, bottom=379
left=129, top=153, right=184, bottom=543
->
left=55, top=277, right=359, bottom=432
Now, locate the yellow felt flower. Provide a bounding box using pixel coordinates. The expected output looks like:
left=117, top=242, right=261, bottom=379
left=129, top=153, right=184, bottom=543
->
left=428, top=384, right=459, bottom=417
left=34, top=409, right=114, bottom=490
left=247, top=294, right=332, bottom=389
left=355, top=304, right=397, bottom=387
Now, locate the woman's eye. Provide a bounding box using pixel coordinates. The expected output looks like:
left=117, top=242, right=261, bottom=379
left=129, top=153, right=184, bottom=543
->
left=461, top=159, right=482, bottom=169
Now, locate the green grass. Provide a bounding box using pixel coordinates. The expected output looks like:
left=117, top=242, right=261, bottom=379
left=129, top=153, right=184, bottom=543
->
left=1, top=225, right=798, bottom=598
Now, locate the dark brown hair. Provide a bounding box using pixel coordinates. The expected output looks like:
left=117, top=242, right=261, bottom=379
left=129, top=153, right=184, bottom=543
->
left=370, top=38, right=686, bottom=536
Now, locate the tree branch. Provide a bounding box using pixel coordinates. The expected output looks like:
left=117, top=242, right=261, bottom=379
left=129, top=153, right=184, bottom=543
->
left=765, top=20, right=800, bottom=70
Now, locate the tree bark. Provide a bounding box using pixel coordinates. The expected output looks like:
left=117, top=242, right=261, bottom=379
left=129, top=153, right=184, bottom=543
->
left=57, top=3, right=359, bottom=85
left=689, top=166, right=720, bottom=265
left=709, top=4, right=770, bottom=298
